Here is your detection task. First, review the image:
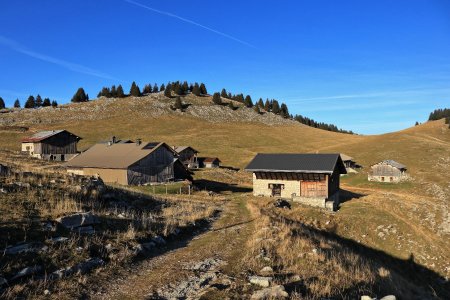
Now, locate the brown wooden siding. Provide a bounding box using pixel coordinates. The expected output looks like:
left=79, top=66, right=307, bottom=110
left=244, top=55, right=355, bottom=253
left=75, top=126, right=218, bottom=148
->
left=128, top=146, right=174, bottom=185
left=33, top=132, right=78, bottom=155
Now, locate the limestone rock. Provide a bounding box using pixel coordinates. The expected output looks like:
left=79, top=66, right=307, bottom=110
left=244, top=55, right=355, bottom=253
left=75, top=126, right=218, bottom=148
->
left=251, top=285, right=288, bottom=299
left=380, top=296, right=396, bottom=300
left=56, top=212, right=99, bottom=229
left=249, top=275, right=272, bottom=287
left=12, top=265, right=42, bottom=280
left=260, top=266, right=273, bottom=274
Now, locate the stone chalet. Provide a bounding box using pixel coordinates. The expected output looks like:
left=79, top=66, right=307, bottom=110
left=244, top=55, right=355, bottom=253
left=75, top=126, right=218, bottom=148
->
left=245, top=153, right=347, bottom=211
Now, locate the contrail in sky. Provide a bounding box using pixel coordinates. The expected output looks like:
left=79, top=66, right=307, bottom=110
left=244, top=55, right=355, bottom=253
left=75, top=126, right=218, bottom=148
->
left=0, top=35, right=117, bottom=80
left=124, top=0, right=256, bottom=48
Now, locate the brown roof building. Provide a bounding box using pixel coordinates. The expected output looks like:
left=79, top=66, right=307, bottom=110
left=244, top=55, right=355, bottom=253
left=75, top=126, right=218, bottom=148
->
left=21, top=130, right=81, bottom=161
left=66, top=141, right=176, bottom=185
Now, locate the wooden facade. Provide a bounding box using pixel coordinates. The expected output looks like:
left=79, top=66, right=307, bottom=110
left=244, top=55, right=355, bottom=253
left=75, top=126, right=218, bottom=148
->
left=127, top=146, right=175, bottom=185
left=22, top=130, right=80, bottom=161
left=176, top=147, right=199, bottom=168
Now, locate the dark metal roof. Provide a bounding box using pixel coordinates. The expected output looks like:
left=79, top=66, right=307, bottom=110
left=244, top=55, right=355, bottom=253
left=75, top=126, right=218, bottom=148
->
left=245, top=153, right=346, bottom=174
left=21, top=130, right=81, bottom=143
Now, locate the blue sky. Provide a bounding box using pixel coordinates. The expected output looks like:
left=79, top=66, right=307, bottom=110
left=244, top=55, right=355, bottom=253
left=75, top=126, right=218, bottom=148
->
left=0, top=0, right=449, bottom=134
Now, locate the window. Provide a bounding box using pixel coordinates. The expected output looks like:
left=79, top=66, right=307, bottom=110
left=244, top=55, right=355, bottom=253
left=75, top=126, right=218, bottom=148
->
left=390, top=177, right=393, bottom=182
left=381, top=177, right=385, bottom=182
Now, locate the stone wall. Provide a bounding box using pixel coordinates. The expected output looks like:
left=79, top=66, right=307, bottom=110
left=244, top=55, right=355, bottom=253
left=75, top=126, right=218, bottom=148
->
left=368, top=174, right=405, bottom=183
left=252, top=173, right=300, bottom=198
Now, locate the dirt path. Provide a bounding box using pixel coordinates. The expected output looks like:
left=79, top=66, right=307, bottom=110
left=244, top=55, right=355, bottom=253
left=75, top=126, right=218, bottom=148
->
left=92, top=195, right=255, bottom=299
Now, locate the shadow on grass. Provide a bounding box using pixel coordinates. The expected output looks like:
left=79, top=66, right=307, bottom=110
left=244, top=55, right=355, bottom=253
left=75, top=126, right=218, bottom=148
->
left=194, top=179, right=252, bottom=194
left=269, top=213, right=450, bottom=299
left=339, top=188, right=367, bottom=204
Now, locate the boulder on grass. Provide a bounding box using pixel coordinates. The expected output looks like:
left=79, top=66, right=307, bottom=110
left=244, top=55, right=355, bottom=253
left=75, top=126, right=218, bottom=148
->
left=56, top=212, right=99, bottom=229
left=251, top=285, right=288, bottom=299
left=249, top=275, right=272, bottom=287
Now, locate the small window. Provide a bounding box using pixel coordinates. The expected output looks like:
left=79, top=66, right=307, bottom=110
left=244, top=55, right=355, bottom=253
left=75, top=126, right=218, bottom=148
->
left=390, top=177, right=393, bottom=182
left=381, top=177, right=385, bottom=182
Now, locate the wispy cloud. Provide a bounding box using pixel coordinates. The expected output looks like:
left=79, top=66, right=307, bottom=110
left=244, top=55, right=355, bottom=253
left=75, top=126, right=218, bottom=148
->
left=284, top=87, right=450, bottom=103
left=0, top=35, right=117, bottom=80
left=124, top=0, right=256, bottom=48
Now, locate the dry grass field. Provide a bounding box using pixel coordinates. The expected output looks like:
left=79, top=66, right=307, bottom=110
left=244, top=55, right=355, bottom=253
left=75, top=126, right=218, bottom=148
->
left=0, top=94, right=449, bottom=298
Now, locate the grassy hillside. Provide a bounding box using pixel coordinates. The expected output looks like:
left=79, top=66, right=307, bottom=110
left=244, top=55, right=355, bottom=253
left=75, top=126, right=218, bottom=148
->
left=1, top=93, right=449, bottom=281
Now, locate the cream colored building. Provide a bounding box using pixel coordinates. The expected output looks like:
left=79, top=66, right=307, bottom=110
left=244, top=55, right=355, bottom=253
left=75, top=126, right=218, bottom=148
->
left=246, top=153, right=346, bottom=211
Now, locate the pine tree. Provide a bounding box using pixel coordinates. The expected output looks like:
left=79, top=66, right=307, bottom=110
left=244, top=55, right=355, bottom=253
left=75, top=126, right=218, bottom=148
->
left=130, top=81, right=141, bottom=97
left=192, top=83, right=201, bottom=96
left=143, top=84, right=151, bottom=94
left=228, top=101, right=235, bottom=110
left=14, top=99, right=20, bottom=108
left=182, top=81, right=189, bottom=94
left=160, top=83, right=165, bottom=91
left=42, top=98, right=51, bottom=107
left=174, top=96, right=183, bottom=110
left=51, top=100, right=58, bottom=108
left=244, top=95, right=253, bottom=107
left=164, top=83, right=172, bottom=98
left=99, top=87, right=111, bottom=98
left=174, top=84, right=183, bottom=95
left=0, top=97, right=5, bottom=109
left=71, top=88, right=88, bottom=102
left=110, top=85, right=117, bottom=97
left=264, top=99, right=270, bottom=111
left=272, top=100, right=280, bottom=114
left=199, top=83, right=207, bottom=95
left=25, top=95, right=36, bottom=108
left=221, top=88, right=228, bottom=98
left=415, top=121, right=419, bottom=126
left=212, top=92, right=222, bottom=105
left=153, top=83, right=159, bottom=93
left=116, top=85, right=125, bottom=98
left=280, top=103, right=289, bottom=118
left=258, top=98, right=264, bottom=108
left=35, top=94, right=43, bottom=107
left=253, top=105, right=260, bottom=114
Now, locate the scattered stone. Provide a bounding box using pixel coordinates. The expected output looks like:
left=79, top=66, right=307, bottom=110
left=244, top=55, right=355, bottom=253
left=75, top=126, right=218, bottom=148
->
left=48, top=237, right=69, bottom=243
left=44, top=289, right=50, bottom=295
left=251, top=285, right=288, bottom=299
left=378, top=232, right=385, bottom=238
left=56, top=212, right=100, bottom=230
left=380, top=296, right=396, bottom=300
left=49, top=258, right=104, bottom=280
left=361, top=296, right=373, bottom=300
left=273, top=199, right=291, bottom=209
left=249, top=275, right=272, bottom=287
left=12, top=265, right=42, bottom=281
left=4, top=242, right=44, bottom=255
left=152, top=236, right=166, bottom=245
left=260, top=266, right=273, bottom=274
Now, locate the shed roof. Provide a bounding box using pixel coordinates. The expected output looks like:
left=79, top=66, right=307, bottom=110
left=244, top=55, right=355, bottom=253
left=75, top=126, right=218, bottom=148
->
left=245, top=153, right=346, bottom=174
left=173, top=146, right=199, bottom=154
left=22, top=130, right=81, bottom=143
left=373, top=160, right=407, bottom=170
left=203, top=157, right=221, bottom=163
left=65, top=142, right=173, bottom=169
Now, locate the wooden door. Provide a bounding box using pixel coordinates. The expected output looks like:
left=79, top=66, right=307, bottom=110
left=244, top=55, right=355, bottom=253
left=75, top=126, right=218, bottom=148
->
left=301, top=181, right=326, bottom=197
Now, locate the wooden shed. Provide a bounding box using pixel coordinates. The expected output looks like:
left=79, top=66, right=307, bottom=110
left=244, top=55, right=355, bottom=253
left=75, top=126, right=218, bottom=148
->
left=173, top=146, right=199, bottom=169
left=368, top=160, right=407, bottom=183
left=245, top=153, right=346, bottom=210
left=21, top=130, right=81, bottom=161
left=202, top=157, right=221, bottom=168
left=65, top=141, right=177, bottom=185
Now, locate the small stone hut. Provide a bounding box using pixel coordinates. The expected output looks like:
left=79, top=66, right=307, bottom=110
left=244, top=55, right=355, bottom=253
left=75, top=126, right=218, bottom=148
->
left=368, top=160, right=407, bottom=183
left=245, top=153, right=346, bottom=210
